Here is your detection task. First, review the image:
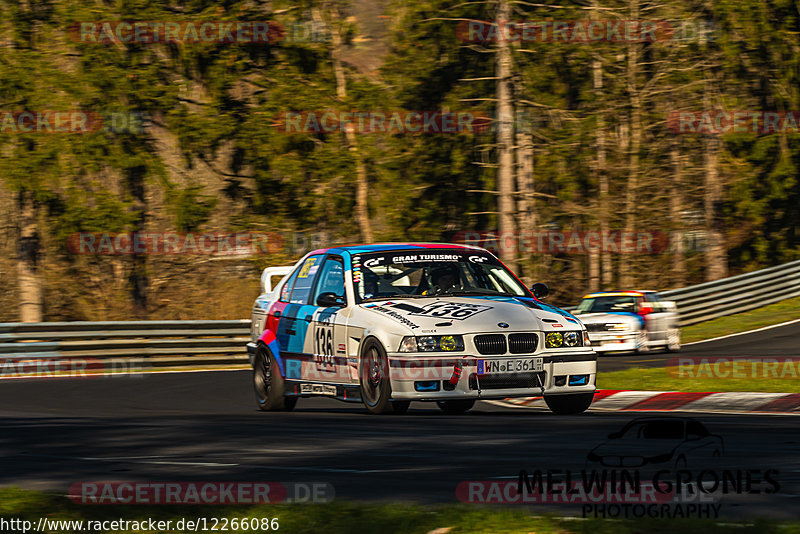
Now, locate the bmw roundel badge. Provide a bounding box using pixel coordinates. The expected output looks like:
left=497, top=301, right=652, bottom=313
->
left=498, top=322, right=509, bottom=328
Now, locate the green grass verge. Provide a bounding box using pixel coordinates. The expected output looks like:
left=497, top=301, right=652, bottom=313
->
left=680, top=295, right=800, bottom=344
left=1, top=488, right=799, bottom=534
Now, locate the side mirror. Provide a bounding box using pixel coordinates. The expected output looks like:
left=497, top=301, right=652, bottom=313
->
left=608, top=431, right=622, bottom=439
left=531, top=282, right=549, bottom=299
left=317, top=292, right=345, bottom=308
left=639, top=306, right=653, bottom=316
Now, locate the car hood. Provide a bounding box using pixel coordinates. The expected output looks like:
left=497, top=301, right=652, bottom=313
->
left=576, top=312, right=644, bottom=327
left=358, top=295, right=583, bottom=334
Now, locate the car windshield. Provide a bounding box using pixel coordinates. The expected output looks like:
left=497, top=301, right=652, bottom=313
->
left=352, top=250, right=529, bottom=302
left=576, top=295, right=637, bottom=314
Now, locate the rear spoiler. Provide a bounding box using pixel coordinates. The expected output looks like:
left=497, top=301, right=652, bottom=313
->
left=260, top=266, right=294, bottom=293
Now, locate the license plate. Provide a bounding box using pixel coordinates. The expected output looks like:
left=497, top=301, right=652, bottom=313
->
left=477, top=357, right=543, bottom=374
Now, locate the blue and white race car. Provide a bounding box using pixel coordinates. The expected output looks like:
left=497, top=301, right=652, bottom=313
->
left=247, top=243, right=596, bottom=415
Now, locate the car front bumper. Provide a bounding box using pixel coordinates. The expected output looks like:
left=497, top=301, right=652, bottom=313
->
left=386, top=351, right=597, bottom=401
left=587, top=332, right=640, bottom=353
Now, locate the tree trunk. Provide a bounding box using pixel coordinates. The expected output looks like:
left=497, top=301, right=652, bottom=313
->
left=703, top=76, right=728, bottom=281
left=328, top=9, right=373, bottom=243
left=127, top=166, right=149, bottom=316
left=589, top=2, right=609, bottom=290
left=496, top=0, right=516, bottom=270
left=670, top=140, right=686, bottom=285
left=620, top=0, right=642, bottom=288
left=17, top=189, right=43, bottom=322
left=516, top=129, right=536, bottom=279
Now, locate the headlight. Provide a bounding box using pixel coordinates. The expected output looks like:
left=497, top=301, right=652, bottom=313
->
left=398, top=336, right=418, bottom=352
left=564, top=331, right=580, bottom=347
left=398, top=335, right=464, bottom=352
left=545, top=331, right=583, bottom=348
left=417, top=336, right=437, bottom=351
left=545, top=332, right=564, bottom=348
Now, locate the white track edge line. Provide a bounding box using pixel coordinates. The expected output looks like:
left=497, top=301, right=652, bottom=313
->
left=684, top=317, right=800, bottom=346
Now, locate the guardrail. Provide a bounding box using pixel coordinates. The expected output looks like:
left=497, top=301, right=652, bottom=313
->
left=0, top=320, right=251, bottom=370
left=1, top=260, right=799, bottom=372
left=660, top=259, right=800, bottom=326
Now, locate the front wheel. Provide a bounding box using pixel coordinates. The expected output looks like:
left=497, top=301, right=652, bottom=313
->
left=436, top=399, right=475, bottom=414
left=544, top=392, right=594, bottom=415
left=253, top=345, right=297, bottom=411
left=359, top=338, right=397, bottom=414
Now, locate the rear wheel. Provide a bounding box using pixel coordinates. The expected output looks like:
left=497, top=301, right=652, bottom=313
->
left=253, top=345, right=297, bottom=411
left=544, top=392, right=594, bottom=415
left=436, top=399, right=475, bottom=414
left=666, top=328, right=681, bottom=352
left=634, top=330, right=650, bottom=353
left=359, top=339, right=402, bottom=414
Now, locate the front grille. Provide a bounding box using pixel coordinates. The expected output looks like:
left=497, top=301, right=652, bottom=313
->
left=474, top=334, right=507, bottom=355
left=585, top=323, right=608, bottom=332
left=508, top=333, right=538, bottom=354
left=469, top=372, right=545, bottom=390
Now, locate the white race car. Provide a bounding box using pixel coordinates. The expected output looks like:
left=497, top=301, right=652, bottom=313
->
left=574, top=291, right=681, bottom=354
left=247, top=243, right=597, bottom=415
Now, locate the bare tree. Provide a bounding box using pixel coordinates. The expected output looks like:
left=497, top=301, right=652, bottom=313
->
left=496, top=0, right=517, bottom=269
left=323, top=6, right=374, bottom=243
left=17, top=189, right=42, bottom=322
left=670, top=138, right=686, bottom=284
left=702, top=74, right=728, bottom=280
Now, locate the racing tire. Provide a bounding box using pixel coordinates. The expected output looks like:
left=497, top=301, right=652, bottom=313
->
left=359, top=338, right=397, bottom=415
left=253, top=344, right=297, bottom=412
left=544, top=392, right=594, bottom=415
left=436, top=400, right=475, bottom=414
left=666, top=328, right=681, bottom=352
left=634, top=331, right=650, bottom=354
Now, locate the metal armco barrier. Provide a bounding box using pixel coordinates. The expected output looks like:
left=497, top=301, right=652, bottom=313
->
left=1, top=259, right=799, bottom=369
left=0, top=320, right=251, bottom=368
left=660, top=260, right=800, bottom=326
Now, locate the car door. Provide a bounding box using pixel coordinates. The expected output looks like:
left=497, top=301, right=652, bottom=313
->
left=307, top=255, right=352, bottom=384
left=277, top=254, right=324, bottom=382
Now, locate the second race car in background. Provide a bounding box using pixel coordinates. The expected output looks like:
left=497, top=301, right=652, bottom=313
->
left=573, top=290, right=680, bottom=354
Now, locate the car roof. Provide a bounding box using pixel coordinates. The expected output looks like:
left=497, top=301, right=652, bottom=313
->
left=582, top=290, right=656, bottom=298
left=307, top=242, right=486, bottom=256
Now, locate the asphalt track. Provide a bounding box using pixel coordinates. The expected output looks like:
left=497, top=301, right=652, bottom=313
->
left=1, top=323, right=799, bottom=519
left=597, top=319, right=800, bottom=372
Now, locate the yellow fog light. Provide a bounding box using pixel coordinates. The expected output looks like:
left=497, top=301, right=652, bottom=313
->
left=545, top=332, right=564, bottom=348
left=440, top=336, right=458, bottom=351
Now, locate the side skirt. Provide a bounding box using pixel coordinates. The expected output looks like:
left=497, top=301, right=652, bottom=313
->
left=284, top=380, right=362, bottom=403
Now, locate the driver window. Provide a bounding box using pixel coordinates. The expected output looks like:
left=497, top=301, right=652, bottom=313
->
left=312, top=257, right=345, bottom=305
left=288, top=255, right=323, bottom=304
